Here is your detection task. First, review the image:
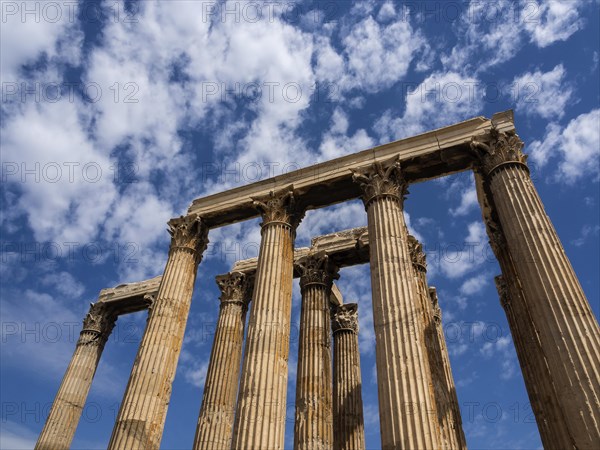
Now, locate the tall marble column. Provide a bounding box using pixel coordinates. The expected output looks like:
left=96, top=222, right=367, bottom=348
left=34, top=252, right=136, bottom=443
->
left=472, top=129, right=600, bottom=448
left=428, top=288, right=467, bottom=450
left=332, top=303, right=365, bottom=450
left=408, top=236, right=466, bottom=450
left=193, top=272, right=252, bottom=450
left=36, top=303, right=117, bottom=450
left=108, top=214, right=209, bottom=450
left=231, top=187, right=304, bottom=450
left=294, top=252, right=338, bottom=450
left=352, top=158, right=441, bottom=449
left=476, top=170, right=574, bottom=448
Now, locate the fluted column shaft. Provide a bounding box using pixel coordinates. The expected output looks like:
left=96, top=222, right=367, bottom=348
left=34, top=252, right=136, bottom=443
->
left=475, top=170, right=574, bottom=448
left=408, top=237, right=466, bottom=450
left=494, top=274, right=573, bottom=448
left=36, top=303, right=117, bottom=450
left=332, top=304, right=365, bottom=450
left=294, top=253, right=337, bottom=450
left=352, top=158, right=440, bottom=449
left=232, top=188, right=302, bottom=450
left=193, top=272, right=251, bottom=450
left=473, top=130, right=600, bottom=449
left=429, top=288, right=466, bottom=450
left=108, top=215, right=209, bottom=450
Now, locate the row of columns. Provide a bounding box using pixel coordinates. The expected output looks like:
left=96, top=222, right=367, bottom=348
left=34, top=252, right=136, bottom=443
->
left=36, top=128, right=600, bottom=449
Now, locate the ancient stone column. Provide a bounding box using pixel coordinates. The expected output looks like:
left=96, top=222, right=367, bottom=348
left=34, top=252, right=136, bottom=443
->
left=475, top=170, right=574, bottom=448
left=294, top=252, right=338, bottom=450
left=331, top=303, right=365, bottom=450
left=35, top=303, right=117, bottom=450
left=429, top=288, right=467, bottom=450
left=493, top=274, right=571, bottom=448
left=408, top=236, right=466, bottom=450
left=472, top=129, right=600, bottom=448
left=108, top=215, right=209, bottom=450
left=231, top=187, right=304, bottom=450
left=352, top=158, right=441, bottom=449
left=193, top=272, right=252, bottom=450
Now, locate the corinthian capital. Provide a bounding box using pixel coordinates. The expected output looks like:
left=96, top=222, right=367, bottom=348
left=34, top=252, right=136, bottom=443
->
left=80, top=302, right=117, bottom=345
left=168, top=214, right=209, bottom=257
left=252, top=185, right=305, bottom=229
left=297, top=252, right=339, bottom=291
left=216, top=271, right=253, bottom=308
left=351, top=156, right=408, bottom=209
left=408, top=235, right=427, bottom=272
left=332, top=303, right=359, bottom=334
left=471, top=128, right=527, bottom=177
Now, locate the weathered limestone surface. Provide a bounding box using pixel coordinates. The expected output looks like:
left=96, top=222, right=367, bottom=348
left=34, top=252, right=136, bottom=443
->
left=98, top=276, right=162, bottom=314
left=408, top=237, right=466, bottom=450
left=193, top=272, right=252, bottom=450
left=232, top=187, right=303, bottom=450
left=35, top=303, right=117, bottom=450
left=332, top=304, right=365, bottom=450
left=476, top=170, right=575, bottom=448
left=108, top=215, right=209, bottom=450
left=294, top=253, right=338, bottom=450
left=428, top=288, right=467, bottom=450
left=187, top=112, right=516, bottom=227
left=352, top=157, right=441, bottom=449
left=473, top=129, right=600, bottom=449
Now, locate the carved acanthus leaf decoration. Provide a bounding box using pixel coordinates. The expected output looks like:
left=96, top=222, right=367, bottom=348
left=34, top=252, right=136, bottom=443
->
left=216, top=272, right=252, bottom=306
left=168, top=214, right=209, bottom=258
left=351, top=156, right=408, bottom=208
left=298, top=252, right=339, bottom=291
left=332, top=303, right=359, bottom=333
left=81, top=302, right=117, bottom=344
left=252, top=186, right=304, bottom=229
left=408, top=235, right=427, bottom=272
left=471, top=128, right=527, bottom=177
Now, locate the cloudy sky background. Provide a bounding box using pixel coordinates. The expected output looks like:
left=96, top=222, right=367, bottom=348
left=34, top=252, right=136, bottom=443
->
left=1, top=0, right=599, bottom=448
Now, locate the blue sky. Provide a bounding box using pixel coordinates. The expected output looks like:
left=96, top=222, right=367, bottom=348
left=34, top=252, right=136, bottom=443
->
left=1, top=1, right=599, bottom=448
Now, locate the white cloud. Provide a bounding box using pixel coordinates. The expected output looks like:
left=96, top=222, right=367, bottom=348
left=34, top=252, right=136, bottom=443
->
left=450, top=185, right=478, bottom=217
left=40, top=271, right=85, bottom=299
left=512, top=64, right=573, bottom=120
left=556, top=109, right=600, bottom=183
left=182, top=358, right=209, bottom=389
left=0, top=1, right=83, bottom=80
left=0, top=421, right=38, bottom=450
left=480, top=336, right=517, bottom=380
left=460, top=274, right=489, bottom=296
left=342, top=16, right=424, bottom=92
left=318, top=108, right=374, bottom=161
left=441, top=0, right=525, bottom=73
left=571, top=225, right=600, bottom=247
left=297, top=201, right=367, bottom=247
left=524, top=0, right=585, bottom=48
left=373, top=72, right=484, bottom=142
left=429, top=221, right=489, bottom=280
left=527, top=122, right=563, bottom=168
left=528, top=109, right=600, bottom=183
left=363, top=402, right=380, bottom=426
left=314, top=12, right=427, bottom=95
left=442, top=0, right=587, bottom=74
left=1, top=100, right=118, bottom=243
